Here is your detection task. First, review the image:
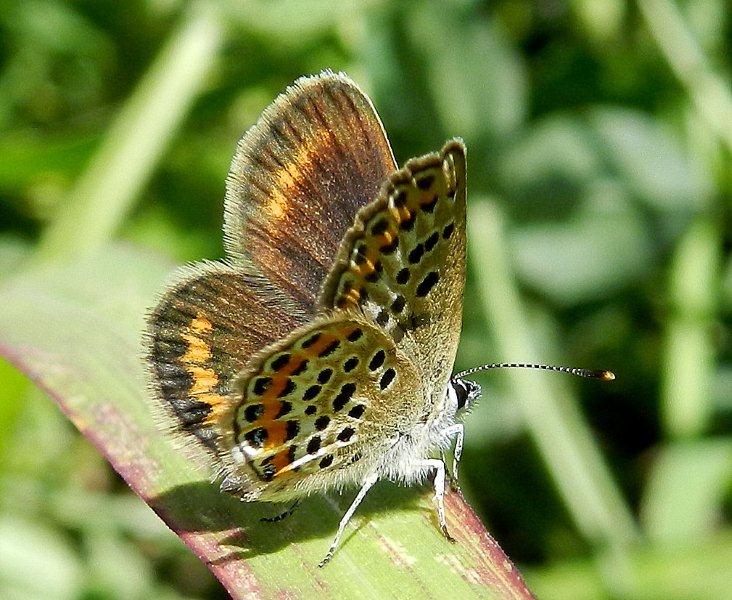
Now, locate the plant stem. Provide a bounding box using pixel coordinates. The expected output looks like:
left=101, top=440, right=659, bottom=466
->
left=37, top=2, right=223, bottom=262
left=468, top=200, right=639, bottom=551
left=660, top=217, right=721, bottom=438
left=638, top=0, right=732, bottom=152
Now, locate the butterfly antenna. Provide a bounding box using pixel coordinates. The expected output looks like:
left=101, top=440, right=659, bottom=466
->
left=454, top=363, right=615, bottom=381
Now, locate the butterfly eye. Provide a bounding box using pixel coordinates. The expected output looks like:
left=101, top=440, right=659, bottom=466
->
left=451, top=378, right=481, bottom=411
left=454, top=381, right=469, bottom=410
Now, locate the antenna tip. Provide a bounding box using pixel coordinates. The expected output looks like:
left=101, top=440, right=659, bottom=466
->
left=596, top=370, right=615, bottom=381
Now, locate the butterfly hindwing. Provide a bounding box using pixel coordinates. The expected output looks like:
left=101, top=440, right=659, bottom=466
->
left=224, top=71, right=397, bottom=311
left=145, top=263, right=308, bottom=452
left=320, top=140, right=467, bottom=398
left=216, top=311, right=422, bottom=501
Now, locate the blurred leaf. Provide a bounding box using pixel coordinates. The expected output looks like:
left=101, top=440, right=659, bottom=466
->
left=661, top=218, right=721, bottom=438
left=85, top=530, right=155, bottom=599
left=229, top=0, right=371, bottom=43
left=49, top=486, right=174, bottom=542
left=721, top=253, right=732, bottom=311
left=527, top=531, right=732, bottom=600
left=468, top=199, right=638, bottom=550
left=509, top=192, right=653, bottom=305
left=588, top=107, right=708, bottom=211
left=359, top=5, right=443, bottom=154
left=0, top=132, right=98, bottom=194
left=0, top=359, right=28, bottom=464
left=408, top=1, right=527, bottom=140
left=0, top=244, right=535, bottom=599
left=712, top=367, right=732, bottom=413
left=0, top=386, right=76, bottom=480
left=682, top=0, right=727, bottom=54
left=0, top=516, right=83, bottom=600
left=498, top=115, right=600, bottom=211
left=0, top=236, right=30, bottom=278
left=124, top=203, right=220, bottom=263
left=641, top=439, right=732, bottom=543
left=0, top=0, right=111, bottom=55
left=37, top=3, right=224, bottom=261
left=571, top=0, right=625, bottom=42
left=639, top=0, right=732, bottom=153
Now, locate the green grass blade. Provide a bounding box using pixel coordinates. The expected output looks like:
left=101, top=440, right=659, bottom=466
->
left=641, top=439, right=732, bottom=543
left=0, top=245, right=535, bottom=600
left=467, top=199, right=639, bottom=550
left=639, top=0, right=732, bottom=152
left=660, top=217, right=721, bottom=439
left=36, top=3, right=223, bottom=262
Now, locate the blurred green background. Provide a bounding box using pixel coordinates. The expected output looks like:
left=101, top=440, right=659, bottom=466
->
left=1, top=0, right=730, bottom=598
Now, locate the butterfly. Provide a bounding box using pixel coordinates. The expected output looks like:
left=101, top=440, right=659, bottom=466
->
left=145, top=70, right=613, bottom=567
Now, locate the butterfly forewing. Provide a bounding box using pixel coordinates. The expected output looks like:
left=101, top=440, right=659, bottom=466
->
left=320, top=140, right=466, bottom=402
left=224, top=71, right=397, bottom=312
left=218, top=312, right=422, bottom=501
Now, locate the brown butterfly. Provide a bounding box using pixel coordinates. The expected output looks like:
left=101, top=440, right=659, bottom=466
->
left=145, top=70, right=612, bottom=566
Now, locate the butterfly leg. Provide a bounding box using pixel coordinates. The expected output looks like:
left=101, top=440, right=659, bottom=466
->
left=441, top=424, right=464, bottom=491
left=422, top=458, right=456, bottom=543
left=260, top=500, right=300, bottom=523
left=319, top=471, right=379, bottom=568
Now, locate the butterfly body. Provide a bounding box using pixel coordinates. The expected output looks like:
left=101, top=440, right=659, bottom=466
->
left=146, top=71, right=473, bottom=564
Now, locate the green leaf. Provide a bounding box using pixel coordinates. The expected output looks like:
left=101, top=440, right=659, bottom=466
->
left=641, top=439, right=732, bottom=543
left=0, top=245, right=535, bottom=600
left=527, top=532, right=732, bottom=600
left=588, top=107, right=708, bottom=211
left=497, top=115, right=600, bottom=207
left=408, top=2, right=527, bottom=140
left=467, top=199, right=638, bottom=552
left=509, top=192, right=653, bottom=305
left=0, top=516, right=84, bottom=600
left=660, top=217, right=722, bottom=439
left=36, top=3, right=224, bottom=261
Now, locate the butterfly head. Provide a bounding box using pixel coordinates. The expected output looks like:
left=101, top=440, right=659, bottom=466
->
left=449, top=377, right=482, bottom=413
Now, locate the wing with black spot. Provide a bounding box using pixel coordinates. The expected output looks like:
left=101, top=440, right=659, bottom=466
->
left=145, top=264, right=308, bottom=454
left=224, top=71, right=397, bottom=311
left=215, top=311, right=422, bottom=501
left=320, top=140, right=466, bottom=398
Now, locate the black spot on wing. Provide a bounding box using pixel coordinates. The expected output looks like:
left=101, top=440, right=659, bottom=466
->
left=333, top=383, right=356, bottom=412
left=337, top=427, right=355, bottom=442
left=416, top=271, right=439, bottom=297
left=348, top=404, right=365, bottom=419
left=319, top=455, right=334, bottom=468
left=253, top=377, right=272, bottom=395
left=307, top=436, right=321, bottom=454
left=369, top=350, right=386, bottom=371
left=277, top=379, right=296, bottom=397
left=379, top=368, right=396, bottom=390
left=245, top=427, right=267, bottom=448
left=244, top=404, right=263, bottom=423
left=303, top=384, right=321, bottom=401
left=318, top=368, right=333, bottom=384
left=275, top=401, right=292, bottom=418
